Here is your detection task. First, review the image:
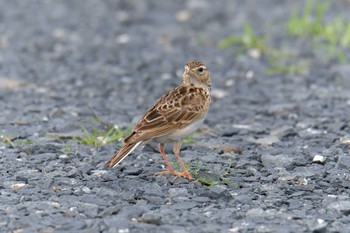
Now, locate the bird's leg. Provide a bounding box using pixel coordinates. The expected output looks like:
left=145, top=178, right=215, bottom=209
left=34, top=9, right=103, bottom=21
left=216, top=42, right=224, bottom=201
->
left=156, top=142, right=194, bottom=181
left=173, top=141, right=194, bottom=180
left=156, top=143, right=176, bottom=175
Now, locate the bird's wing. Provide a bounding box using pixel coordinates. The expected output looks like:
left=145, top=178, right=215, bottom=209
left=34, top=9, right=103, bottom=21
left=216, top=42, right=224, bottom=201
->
left=124, top=84, right=210, bottom=144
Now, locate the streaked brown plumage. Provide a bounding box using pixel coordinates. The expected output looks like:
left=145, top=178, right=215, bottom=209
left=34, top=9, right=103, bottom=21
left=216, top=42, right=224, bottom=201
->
left=105, top=60, right=211, bottom=180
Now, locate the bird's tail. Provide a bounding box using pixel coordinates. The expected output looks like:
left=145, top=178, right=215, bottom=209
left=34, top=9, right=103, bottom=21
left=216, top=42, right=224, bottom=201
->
left=104, top=141, right=142, bottom=168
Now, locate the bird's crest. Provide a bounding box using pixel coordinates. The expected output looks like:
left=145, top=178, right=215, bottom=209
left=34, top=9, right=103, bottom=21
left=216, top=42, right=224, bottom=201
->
left=186, top=60, right=205, bottom=69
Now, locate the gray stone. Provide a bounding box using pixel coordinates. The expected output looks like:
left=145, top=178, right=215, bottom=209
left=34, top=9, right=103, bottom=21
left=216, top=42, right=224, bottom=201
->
left=331, top=64, right=350, bottom=88
left=191, top=196, right=211, bottom=203
left=168, top=188, right=188, bottom=197
left=249, top=136, right=280, bottom=146
left=327, top=201, right=350, bottom=215
left=207, top=185, right=231, bottom=200
left=261, top=154, right=294, bottom=169
left=171, top=201, right=198, bottom=210
left=335, top=156, right=350, bottom=170
left=305, top=218, right=328, bottom=233
left=140, top=211, right=162, bottom=225
left=245, top=208, right=265, bottom=217
left=76, top=202, right=100, bottom=218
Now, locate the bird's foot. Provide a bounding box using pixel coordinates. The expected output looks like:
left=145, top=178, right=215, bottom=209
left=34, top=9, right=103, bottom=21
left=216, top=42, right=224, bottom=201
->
left=156, top=169, right=194, bottom=181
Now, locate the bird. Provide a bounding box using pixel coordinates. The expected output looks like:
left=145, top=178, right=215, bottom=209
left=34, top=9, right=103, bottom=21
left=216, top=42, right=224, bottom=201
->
left=105, top=60, right=211, bottom=180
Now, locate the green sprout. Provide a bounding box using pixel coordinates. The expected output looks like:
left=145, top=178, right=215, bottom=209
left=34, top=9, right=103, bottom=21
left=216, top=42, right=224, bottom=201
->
left=287, top=0, right=350, bottom=61
left=61, top=140, right=78, bottom=156
left=0, top=132, right=33, bottom=148
left=197, top=174, right=220, bottom=186
left=170, top=159, right=191, bottom=173
left=0, top=133, right=15, bottom=147
left=287, top=0, right=329, bottom=36
left=220, top=1, right=350, bottom=75
left=267, top=57, right=310, bottom=75
left=219, top=21, right=304, bottom=75
left=79, top=125, right=130, bottom=148
left=219, top=22, right=269, bottom=55
left=183, top=132, right=197, bottom=144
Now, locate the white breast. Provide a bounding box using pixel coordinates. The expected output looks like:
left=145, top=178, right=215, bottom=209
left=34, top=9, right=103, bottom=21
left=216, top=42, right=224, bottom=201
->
left=154, top=118, right=204, bottom=143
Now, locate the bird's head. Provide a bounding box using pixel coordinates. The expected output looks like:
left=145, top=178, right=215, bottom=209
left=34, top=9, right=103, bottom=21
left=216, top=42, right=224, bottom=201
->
left=183, top=60, right=211, bottom=89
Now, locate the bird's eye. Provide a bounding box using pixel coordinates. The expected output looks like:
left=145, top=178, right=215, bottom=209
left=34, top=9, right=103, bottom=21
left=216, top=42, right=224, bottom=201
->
left=198, top=67, right=204, bottom=73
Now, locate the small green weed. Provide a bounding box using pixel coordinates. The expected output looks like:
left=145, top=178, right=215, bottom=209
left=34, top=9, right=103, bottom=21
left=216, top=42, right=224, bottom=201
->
left=14, top=140, right=33, bottom=145
left=183, top=132, right=197, bottom=144
left=168, top=159, right=236, bottom=186
left=219, top=22, right=269, bottom=55
left=79, top=125, right=130, bottom=148
left=0, top=133, right=15, bottom=147
left=170, top=159, right=191, bottom=173
left=61, top=140, right=78, bottom=156
left=221, top=179, right=236, bottom=187
left=220, top=1, right=350, bottom=75
left=191, top=159, right=206, bottom=177
left=287, top=0, right=350, bottom=61
left=197, top=174, right=220, bottom=186
left=287, top=1, right=329, bottom=36
left=0, top=132, right=33, bottom=147
left=219, top=22, right=305, bottom=75
left=267, top=57, right=310, bottom=75
left=50, top=109, right=132, bottom=149
left=194, top=160, right=236, bottom=187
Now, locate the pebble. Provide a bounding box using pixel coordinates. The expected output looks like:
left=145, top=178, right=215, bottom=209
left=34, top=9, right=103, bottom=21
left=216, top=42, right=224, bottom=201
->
left=261, top=154, right=294, bottom=169
left=140, top=211, right=162, bottom=225
left=168, top=188, right=188, bottom=197
left=212, top=89, right=228, bottom=99
left=327, top=201, right=350, bottom=215
left=312, top=155, right=326, bottom=163
left=331, top=64, right=350, bottom=87
left=340, top=137, right=350, bottom=145
left=59, top=154, right=69, bottom=159
left=10, top=183, right=26, bottom=191
left=82, top=186, right=92, bottom=194
left=335, top=156, right=350, bottom=169
left=221, top=144, right=243, bottom=154
left=91, top=170, right=108, bottom=177
left=245, top=208, right=265, bottom=217
left=175, top=10, right=191, bottom=22
left=250, top=135, right=280, bottom=146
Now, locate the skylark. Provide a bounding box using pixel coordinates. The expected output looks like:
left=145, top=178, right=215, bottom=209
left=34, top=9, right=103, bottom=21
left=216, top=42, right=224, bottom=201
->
left=105, top=60, right=211, bottom=180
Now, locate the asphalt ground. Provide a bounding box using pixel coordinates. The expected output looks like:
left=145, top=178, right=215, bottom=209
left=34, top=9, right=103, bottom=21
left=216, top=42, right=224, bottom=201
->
left=1, top=1, right=350, bottom=232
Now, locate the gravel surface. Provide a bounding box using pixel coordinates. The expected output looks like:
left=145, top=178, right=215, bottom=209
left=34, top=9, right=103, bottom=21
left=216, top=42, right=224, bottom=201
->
left=1, top=0, right=350, bottom=232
